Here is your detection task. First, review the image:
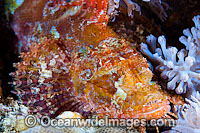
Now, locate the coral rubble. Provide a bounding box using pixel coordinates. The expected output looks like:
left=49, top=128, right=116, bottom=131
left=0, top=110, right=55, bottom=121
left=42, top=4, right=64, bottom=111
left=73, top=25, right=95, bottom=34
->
left=0, top=98, right=28, bottom=132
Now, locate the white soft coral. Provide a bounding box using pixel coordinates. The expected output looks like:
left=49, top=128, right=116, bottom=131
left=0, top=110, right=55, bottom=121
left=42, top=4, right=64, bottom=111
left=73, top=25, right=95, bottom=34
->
left=108, top=0, right=142, bottom=20
left=167, top=91, right=200, bottom=133
left=140, top=15, right=200, bottom=94
left=154, top=35, right=199, bottom=94
left=179, top=15, right=200, bottom=61
left=123, top=0, right=141, bottom=17
left=108, top=0, right=167, bottom=21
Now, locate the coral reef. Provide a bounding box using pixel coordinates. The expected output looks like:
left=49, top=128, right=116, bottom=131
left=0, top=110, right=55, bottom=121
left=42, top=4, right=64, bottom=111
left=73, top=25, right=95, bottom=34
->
left=140, top=15, right=200, bottom=95
left=5, top=0, right=200, bottom=132
left=8, top=0, right=177, bottom=122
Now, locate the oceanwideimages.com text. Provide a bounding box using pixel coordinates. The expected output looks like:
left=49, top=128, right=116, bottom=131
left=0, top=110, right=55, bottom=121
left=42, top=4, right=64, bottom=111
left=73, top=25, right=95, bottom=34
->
left=24, top=115, right=176, bottom=129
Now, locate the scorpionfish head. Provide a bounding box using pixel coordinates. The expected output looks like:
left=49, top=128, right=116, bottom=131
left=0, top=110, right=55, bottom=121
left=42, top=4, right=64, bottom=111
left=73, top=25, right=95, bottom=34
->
left=70, top=37, right=171, bottom=120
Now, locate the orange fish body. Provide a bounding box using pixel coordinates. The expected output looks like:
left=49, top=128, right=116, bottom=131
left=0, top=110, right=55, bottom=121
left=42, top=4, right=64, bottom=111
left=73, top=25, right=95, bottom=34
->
left=11, top=0, right=173, bottom=120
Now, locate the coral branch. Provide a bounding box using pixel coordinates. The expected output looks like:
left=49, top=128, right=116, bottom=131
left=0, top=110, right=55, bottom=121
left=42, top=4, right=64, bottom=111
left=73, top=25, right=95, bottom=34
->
left=123, top=0, right=141, bottom=17
left=147, top=0, right=169, bottom=21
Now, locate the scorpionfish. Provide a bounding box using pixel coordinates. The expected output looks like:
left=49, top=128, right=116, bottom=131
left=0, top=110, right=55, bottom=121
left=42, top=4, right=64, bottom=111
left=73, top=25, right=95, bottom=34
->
left=10, top=0, right=174, bottom=120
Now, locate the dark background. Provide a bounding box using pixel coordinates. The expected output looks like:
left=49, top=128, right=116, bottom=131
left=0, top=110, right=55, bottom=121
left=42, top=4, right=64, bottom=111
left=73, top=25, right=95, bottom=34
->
left=0, top=0, right=19, bottom=99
